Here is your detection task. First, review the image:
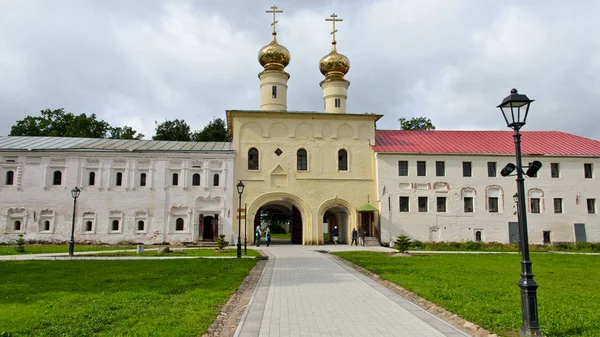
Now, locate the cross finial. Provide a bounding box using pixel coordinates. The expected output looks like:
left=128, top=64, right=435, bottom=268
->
left=266, top=5, right=283, bottom=36
left=325, top=13, right=343, bottom=47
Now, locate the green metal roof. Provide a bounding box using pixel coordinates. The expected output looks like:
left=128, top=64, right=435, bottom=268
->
left=357, top=204, right=378, bottom=212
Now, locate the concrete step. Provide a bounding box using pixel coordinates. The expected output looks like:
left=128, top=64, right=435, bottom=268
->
left=363, top=237, right=380, bottom=247
left=185, top=241, right=218, bottom=248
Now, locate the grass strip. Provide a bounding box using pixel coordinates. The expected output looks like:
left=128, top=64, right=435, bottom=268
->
left=334, top=252, right=600, bottom=337
left=0, top=259, right=256, bottom=336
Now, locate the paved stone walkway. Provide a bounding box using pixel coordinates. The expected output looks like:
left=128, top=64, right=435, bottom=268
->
left=235, top=244, right=470, bottom=337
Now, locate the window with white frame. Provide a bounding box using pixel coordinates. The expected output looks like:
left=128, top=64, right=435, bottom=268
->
left=528, top=189, right=544, bottom=214
left=109, top=211, right=123, bottom=233
left=554, top=198, right=563, bottom=214
left=399, top=197, right=409, bottom=212
left=487, top=187, right=502, bottom=213
left=192, top=173, right=201, bottom=186
left=338, top=149, right=348, bottom=171
left=418, top=197, right=428, bottom=212
left=213, top=174, right=220, bottom=187
left=7, top=207, right=27, bottom=233
left=81, top=211, right=96, bottom=233
left=38, top=209, right=54, bottom=233
left=462, top=189, right=475, bottom=213
left=134, top=210, right=148, bottom=233
left=587, top=199, right=596, bottom=214
left=169, top=206, right=190, bottom=233
left=437, top=197, right=446, bottom=212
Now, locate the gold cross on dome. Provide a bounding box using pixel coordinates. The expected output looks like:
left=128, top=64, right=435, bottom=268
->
left=325, top=13, right=343, bottom=43
left=266, top=5, right=283, bottom=33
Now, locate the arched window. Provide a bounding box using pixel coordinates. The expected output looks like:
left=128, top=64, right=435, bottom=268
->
left=14, top=220, right=21, bottom=231
left=43, top=220, right=50, bottom=231
left=112, top=220, right=120, bottom=231
left=213, top=174, right=220, bottom=186
left=297, top=149, right=307, bottom=171
left=140, top=173, right=147, bottom=186
left=475, top=231, right=482, bottom=242
left=176, top=218, right=184, bottom=231
left=5, top=170, right=14, bottom=185
left=85, top=221, right=93, bottom=232
left=88, top=172, right=95, bottom=186
left=116, top=172, right=123, bottom=186
left=192, top=173, right=200, bottom=186
left=172, top=173, right=179, bottom=186
left=248, top=148, right=259, bottom=170
left=137, top=220, right=145, bottom=231
left=338, top=149, right=348, bottom=171
left=53, top=171, right=62, bottom=185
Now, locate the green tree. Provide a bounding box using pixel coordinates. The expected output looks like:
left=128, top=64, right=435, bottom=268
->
left=152, top=119, right=192, bottom=141
left=191, top=118, right=231, bottom=142
left=9, top=108, right=144, bottom=139
left=109, top=126, right=144, bottom=140
left=10, top=109, right=110, bottom=138
left=398, top=117, right=436, bottom=130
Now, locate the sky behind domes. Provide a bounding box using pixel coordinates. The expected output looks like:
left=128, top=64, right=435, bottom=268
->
left=0, top=0, right=598, bottom=139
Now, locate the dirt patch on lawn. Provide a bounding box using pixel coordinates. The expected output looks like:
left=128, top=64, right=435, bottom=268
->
left=202, top=258, right=267, bottom=337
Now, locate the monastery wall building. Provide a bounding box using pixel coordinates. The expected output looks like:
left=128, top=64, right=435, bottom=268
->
left=0, top=137, right=234, bottom=244
left=1, top=7, right=599, bottom=246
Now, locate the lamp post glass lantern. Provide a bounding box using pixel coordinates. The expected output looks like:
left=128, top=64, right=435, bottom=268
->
left=69, top=187, right=81, bottom=257
left=498, top=89, right=542, bottom=336
left=236, top=181, right=245, bottom=259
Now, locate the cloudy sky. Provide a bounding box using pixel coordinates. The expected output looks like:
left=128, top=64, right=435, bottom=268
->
left=0, top=0, right=598, bottom=139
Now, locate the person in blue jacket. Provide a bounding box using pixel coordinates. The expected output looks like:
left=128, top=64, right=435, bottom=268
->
left=332, top=226, right=339, bottom=245
left=351, top=228, right=358, bottom=246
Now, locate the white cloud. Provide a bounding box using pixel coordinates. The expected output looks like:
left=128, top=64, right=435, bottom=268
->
left=0, top=0, right=598, bottom=139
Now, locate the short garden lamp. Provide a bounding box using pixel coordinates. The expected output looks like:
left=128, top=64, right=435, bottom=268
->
left=69, top=187, right=81, bottom=257
left=236, top=181, right=245, bottom=259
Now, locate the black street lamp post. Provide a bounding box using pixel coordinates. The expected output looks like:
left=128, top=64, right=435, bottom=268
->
left=69, top=186, right=81, bottom=257
left=236, top=181, right=245, bottom=259
left=498, top=88, right=543, bottom=336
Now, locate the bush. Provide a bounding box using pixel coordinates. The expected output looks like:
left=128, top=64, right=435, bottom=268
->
left=15, top=235, right=25, bottom=253
left=216, top=234, right=227, bottom=251
left=411, top=240, right=425, bottom=249
left=395, top=235, right=412, bottom=254
left=268, top=222, right=287, bottom=234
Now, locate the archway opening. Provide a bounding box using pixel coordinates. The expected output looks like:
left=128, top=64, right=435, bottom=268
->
left=323, top=206, right=349, bottom=244
left=253, top=201, right=302, bottom=245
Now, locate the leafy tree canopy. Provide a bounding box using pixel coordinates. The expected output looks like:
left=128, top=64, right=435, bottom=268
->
left=398, top=116, right=436, bottom=131
left=152, top=119, right=192, bottom=141
left=192, top=118, right=231, bottom=142
left=9, top=108, right=144, bottom=139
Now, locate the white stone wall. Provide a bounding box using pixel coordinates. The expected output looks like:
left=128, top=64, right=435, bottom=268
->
left=0, top=151, right=234, bottom=245
left=376, top=153, right=600, bottom=244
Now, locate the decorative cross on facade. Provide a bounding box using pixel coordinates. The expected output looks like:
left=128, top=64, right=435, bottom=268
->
left=266, top=5, right=283, bottom=34
left=325, top=13, right=343, bottom=43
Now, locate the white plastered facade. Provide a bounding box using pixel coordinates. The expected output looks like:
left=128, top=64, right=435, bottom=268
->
left=376, top=153, right=600, bottom=244
left=0, top=149, right=234, bottom=245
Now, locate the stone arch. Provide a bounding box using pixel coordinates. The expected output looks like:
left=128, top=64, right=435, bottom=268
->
left=317, top=198, right=356, bottom=245
left=294, top=123, right=313, bottom=138
left=248, top=192, right=312, bottom=244
left=358, top=123, right=372, bottom=140
left=268, top=122, right=289, bottom=138
left=336, top=124, right=353, bottom=139
left=239, top=122, right=263, bottom=140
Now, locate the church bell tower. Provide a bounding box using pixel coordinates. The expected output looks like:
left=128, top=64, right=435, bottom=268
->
left=258, top=5, right=291, bottom=111
left=319, top=13, right=350, bottom=113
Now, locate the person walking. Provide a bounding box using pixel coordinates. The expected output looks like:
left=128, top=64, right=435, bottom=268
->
left=265, top=227, right=271, bottom=247
left=351, top=228, right=358, bottom=246
left=332, top=226, right=339, bottom=245
left=255, top=226, right=262, bottom=247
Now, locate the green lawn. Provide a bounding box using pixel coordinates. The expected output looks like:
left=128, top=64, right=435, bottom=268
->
left=270, top=233, right=291, bottom=239
left=92, top=247, right=261, bottom=257
left=0, top=244, right=136, bottom=255
left=334, top=252, right=600, bottom=337
left=0, top=259, right=256, bottom=336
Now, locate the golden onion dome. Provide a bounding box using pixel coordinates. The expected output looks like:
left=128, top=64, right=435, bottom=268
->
left=258, top=35, right=290, bottom=69
left=319, top=46, right=350, bottom=76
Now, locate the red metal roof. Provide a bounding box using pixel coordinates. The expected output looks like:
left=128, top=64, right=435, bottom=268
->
left=373, top=130, right=600, bottom=156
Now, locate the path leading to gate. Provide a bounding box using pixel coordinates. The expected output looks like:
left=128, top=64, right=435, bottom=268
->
left=235, top=244, right=470, bottom=337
